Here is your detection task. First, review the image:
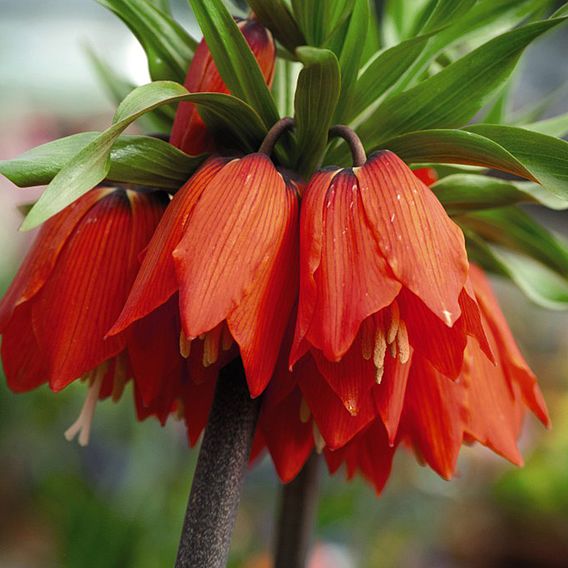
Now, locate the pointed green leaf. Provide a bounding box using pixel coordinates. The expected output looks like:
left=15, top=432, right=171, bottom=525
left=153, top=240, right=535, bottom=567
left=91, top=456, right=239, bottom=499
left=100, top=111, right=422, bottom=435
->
left=523, top=112, right=568, bottom=138
left=358, top=17, right=566, bottom=148
left=188, top=0, right=280, bottom=128
left=247, top=0, right=305, bottom=53
left=292, top=0, right=355, bottom=46
left=294, top=47, right=341, bottom=177
left=420, top=0, right=477, bottom=33
left=465, top=124, right=568, bottom=199
left=20, top=81, right=266, bottom=229
left=333, top=0, right=370, bottom=122
left=379, top=128, right=568, bottom=200
left=431, top=174, right=568, bottom=214
left=467, top=237, right=568, bottom=310
left=460, top=207, right=568, bottom=277
left=97, top=0, right=196, bottom=82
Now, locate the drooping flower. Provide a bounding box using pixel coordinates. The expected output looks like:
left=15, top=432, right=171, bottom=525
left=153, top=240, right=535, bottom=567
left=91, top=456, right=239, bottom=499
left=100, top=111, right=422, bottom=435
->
left=110, top=153, right=299, bottom=398
left=291, top=150, right=492, bottom=418
left=254, top=265, right=548, bottom=492
left=170, top=19, right=276, bottom=155
left=0, top=187, right=184, bottom=444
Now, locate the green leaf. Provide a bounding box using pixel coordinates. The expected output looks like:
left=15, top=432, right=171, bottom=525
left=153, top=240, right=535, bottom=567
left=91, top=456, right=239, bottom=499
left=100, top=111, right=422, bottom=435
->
left=97, top=0, right=196, bottom=82
left=292, top=0, right=355, bottom=46
left=294, top=47, right=341, bottom=177
left=460, top=207, right=568, bottom=277
left=20, top=81, right=266, bottom=230
left=188, top=0, right=280, bottom=128
left=358, top=17, right=566, bottom=149
left=382, top=0, right=431, bottom=46
left=350, top=32, right=434, bottom=121
left=380, top=128, right=568, bottom=200
left=465, top=124, right=568, bottom=199
left=247, top=0, right=305, bottom=53
left=84, top=44, right=174, bottom=133
left=467, top=237, right=568, bottom=310
left=520, top=112, right=568, bottom=138
left=333, top=0, right=370, bottom=122
left=431, top=174, right=568, bottom=214
left=420, top=0, right=477, bottom=33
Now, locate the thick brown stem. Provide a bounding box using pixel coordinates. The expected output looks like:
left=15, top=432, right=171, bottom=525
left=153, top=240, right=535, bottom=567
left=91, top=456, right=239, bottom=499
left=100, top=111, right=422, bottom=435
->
left=329, top=125, right=367, bottom=167
left=274, top=453, right=321, bottom=568
left=258, top=117, right=295, bottom=157
left=175, top=359, right=260, bottom=568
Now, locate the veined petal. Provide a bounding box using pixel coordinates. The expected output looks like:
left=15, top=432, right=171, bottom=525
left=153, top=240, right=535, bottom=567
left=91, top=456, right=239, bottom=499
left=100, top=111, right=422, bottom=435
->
left=401, top=356, right=463, bottom=479
left=174, top=154, right=290, bottom=339
left=307, top=170, right=401, bottom=361
left=469, top=264, right=549, bottom=426
left=170, top=20, right=276, bottom=155
left=228, top=183, right=299, bottom=396
left=373, top=349, right=413, bottom=444
left=311, top=333, right=376, bottom=416
left=298, top=356, right=374, bottom=450
left=0, top=188, right=110, bottom=331
left=32, top=190, right=164, bottom=390
left=356, top=151, right=468, bottom=326
left=110, top=158, right=226, bottom=336
left=290, top=168, right=339, bottom=367
left=260, top=387, right=314, bottom=483
left=400, top=289, right=467, bottom=379
left=461, top=340, right=523, bottom=465
left=1, top=303, right=47, bottom=392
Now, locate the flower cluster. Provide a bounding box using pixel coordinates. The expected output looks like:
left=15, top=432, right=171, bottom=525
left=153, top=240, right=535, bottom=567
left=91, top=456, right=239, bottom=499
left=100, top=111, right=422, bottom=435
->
left=0, top=19, right=548, bottom=493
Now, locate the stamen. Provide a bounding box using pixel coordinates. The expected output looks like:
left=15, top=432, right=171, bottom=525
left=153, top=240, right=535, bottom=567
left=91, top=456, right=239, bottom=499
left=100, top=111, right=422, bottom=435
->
left=373, top=327, right=387, bottom=370
left=375, top=365, right=385, bottom=384
left=397, top=320, right=410, bottom=364
left=221, top=324, right=234, bottom=352
left=386, top=302, right=400, bottom=344
left=202, top=325, right=222, bottom=367
left=389, top=341, right=398, bottom=359
left=179, top=332, right=192, bottom=359
left=64, top=365, right=105, bottom=447
left=313, top=422, right=326, bottom=454
left=360, top=319, right=373, bottom=360
left=299, top=397, right=311, bottom=423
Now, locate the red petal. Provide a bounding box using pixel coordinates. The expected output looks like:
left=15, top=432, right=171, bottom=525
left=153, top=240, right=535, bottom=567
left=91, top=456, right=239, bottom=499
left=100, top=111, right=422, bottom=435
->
left=470, top=265, right=549, bottom=426
left=461, top=340, right=523, bottom=465
left=400, top=289, right=467, bottom=379
left=227, top=181, right=299, bottom=396
left=170, top=20, right=275, bottom=155
left=260, top=387, right=314, bottom=483
left=298, top=356, right=375, bottom=449
left=373, top=350, right=413, bottom=444
left=0, top=188, right=108, bottom=330
left=306, top=169, right=401, bottom=361
left=412, top=167, right=438, bottom=186
left=1, top=303, right=47, bottom=392
left=356, top=151, right=468, bottom=326
left=174, top=155, right=291, bottom=339
left=290, top=169, right=339, bottom=367
left=31, top=190, right=164, bottom=390
left=401, top=356, right=463, bottom=479
left=110, top=158, right=226, bottom=336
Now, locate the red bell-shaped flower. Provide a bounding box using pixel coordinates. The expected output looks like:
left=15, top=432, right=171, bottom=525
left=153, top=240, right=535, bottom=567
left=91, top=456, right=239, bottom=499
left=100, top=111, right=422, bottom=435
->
left=111, top=154, right=299, bottom=398
left=170, top=19, right=276, bottom=155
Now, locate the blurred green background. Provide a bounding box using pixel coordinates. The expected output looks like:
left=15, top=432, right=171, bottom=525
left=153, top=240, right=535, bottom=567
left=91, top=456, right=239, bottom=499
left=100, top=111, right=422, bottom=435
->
left=1, top=1, right=567, bottom=567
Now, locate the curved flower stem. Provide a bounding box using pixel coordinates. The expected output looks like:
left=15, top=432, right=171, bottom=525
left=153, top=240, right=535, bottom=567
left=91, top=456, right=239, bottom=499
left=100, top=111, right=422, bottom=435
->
left=274, top=453, right=321, bottom=568
left=175, top=359, right=261, bottom=568
left=259, top=117, right=295, bottom=157
left=328, top=125, right=367, bottom=167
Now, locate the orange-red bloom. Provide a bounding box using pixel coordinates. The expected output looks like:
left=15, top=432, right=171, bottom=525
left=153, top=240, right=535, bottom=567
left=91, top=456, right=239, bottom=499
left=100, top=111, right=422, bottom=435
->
left=111, top=154, right=299, bottom=398
left=291, top=150, right=492, bottom=416
left=0, top=187, right=181, bottom=444
left=170, top=19, right=276, bottom=155
left=254, top=265, right=548, bottom=491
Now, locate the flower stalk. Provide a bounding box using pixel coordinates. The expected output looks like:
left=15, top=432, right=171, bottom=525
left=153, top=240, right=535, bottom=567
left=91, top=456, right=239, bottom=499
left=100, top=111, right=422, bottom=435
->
left=175, top=358, right=261, bottom=568
left=274, top=452, right=321, bottom=568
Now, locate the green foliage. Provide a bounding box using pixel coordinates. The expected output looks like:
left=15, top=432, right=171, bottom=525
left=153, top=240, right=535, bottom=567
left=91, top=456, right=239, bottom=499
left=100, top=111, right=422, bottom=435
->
left=97, top=0, right=196, bottom=82
left=294, top=47, right=341, bottom=177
